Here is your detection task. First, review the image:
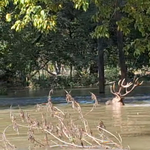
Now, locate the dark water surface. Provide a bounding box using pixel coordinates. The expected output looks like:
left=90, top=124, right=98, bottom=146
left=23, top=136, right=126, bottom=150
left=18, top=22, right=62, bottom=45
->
left=0, top=84, right=150, bottom=107
left=0, top=85, right=150, bottom=150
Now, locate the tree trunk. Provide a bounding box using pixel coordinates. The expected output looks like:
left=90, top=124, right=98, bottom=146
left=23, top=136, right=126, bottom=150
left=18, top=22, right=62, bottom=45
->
left=70, top=64, right=73, bottom=79
left=117, top=30, right=127, bottom=80
left=98, top=38, right=105, bottom=93
left=116, top=0, right=127, bottom=80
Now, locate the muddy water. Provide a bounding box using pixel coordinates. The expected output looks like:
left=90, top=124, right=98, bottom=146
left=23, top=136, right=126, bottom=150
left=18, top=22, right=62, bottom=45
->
left=0, top=85, right=150, bottom=150
left=0, top=103, right=150, bottom=150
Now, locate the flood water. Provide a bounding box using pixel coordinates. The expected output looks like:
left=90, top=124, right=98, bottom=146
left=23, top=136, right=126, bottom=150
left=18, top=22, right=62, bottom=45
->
left=0, top=85, right=150, bottom=150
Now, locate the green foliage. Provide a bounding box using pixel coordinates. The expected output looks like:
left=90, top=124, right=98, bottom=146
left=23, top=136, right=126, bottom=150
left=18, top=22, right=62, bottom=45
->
left=1, top=0, right=150, bottom=90
left=123, top=0, right=150, bottom=36
left=30, top=75, right=52, bottom=89
left=73, top=0, right=89, bottom=11
left=0, top=87, right=7, bottom=95
left=2, top=0, right=63, bottom=32
left=73, top=72, right=98, bottom=86
left=105, top=67, right=119, bottom=83
left=91, top=24, right=109, bottom=38
left=29, top=72, right=98, bottom=89
left=119, top=0, right=150, bottom=56
left=116, top=17, right=133, bottom=36
left=5, top=13, right=12, bottom=22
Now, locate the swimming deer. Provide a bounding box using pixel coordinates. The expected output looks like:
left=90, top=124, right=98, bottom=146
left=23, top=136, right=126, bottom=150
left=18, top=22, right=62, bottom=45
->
left=106, top=78, right=143, bottom=107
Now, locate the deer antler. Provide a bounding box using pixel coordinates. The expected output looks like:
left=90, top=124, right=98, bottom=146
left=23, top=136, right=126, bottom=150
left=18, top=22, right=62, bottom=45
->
left=110, top=78, right=143, bottom=98
left=121, top=78, right=143, bottom=97
left=110, top=82, right=120, bottom=99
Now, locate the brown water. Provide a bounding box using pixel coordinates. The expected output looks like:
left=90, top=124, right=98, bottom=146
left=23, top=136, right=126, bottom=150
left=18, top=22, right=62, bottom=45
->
left=1, top=85, right=150, bottom=149
left=0, top=103, right=150, bottom=150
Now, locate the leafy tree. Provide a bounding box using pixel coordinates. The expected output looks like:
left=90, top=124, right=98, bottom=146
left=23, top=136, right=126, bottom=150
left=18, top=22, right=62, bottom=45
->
left=78, top=0, right=150, bottom=91
left=1, top=0, right=150, bottom=91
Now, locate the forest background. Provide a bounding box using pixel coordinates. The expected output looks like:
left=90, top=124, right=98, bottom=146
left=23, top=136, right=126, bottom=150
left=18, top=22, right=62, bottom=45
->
left=1, top=0, right=150, bottom=94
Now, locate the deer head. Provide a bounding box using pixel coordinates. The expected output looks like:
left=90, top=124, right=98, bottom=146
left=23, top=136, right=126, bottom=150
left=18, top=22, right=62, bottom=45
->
left=108, top=78, right=143, bottom=106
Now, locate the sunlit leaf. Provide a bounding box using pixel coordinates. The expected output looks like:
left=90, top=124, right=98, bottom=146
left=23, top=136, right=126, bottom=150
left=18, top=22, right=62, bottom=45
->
left=6, top=13, right=11, bottom=22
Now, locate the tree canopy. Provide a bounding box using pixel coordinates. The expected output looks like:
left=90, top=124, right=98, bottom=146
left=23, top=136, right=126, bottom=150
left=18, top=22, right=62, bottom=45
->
left=0, top=0, right=150, bottom=90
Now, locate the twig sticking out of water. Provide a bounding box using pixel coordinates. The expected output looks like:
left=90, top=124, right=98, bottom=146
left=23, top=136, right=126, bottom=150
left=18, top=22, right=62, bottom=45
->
left=84, top=92, right=99, bottom=116
left=2, top=125, right=16, bottom=150
left=90, top=92, right=98, bottom=106
left=65, top=90, right=81, bottom=112
left=18, top=105, right=25, bottom=122
left=2, top=89, right=126, bottom=150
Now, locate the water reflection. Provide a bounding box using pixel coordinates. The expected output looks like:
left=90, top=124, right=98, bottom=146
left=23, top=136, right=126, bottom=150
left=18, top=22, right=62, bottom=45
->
left=1, top=86, right=150, bottom=107
left=5, top=83, right=150, bottom=98
left=105, top=105, right=150, bottom=150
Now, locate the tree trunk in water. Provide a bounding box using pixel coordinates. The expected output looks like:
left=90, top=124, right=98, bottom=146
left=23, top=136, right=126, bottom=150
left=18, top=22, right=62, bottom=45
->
left=98, top=38, right=105, bottom=93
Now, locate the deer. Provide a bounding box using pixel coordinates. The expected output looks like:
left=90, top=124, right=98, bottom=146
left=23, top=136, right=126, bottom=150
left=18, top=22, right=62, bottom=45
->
left=105, top=78, right=143, bottom=107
